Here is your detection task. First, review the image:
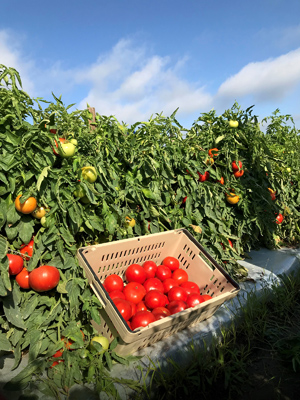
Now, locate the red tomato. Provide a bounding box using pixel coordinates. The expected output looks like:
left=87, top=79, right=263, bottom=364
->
left=162, top=256, right=180, bottom=271
left=128, top=301, right=137, bottom=318
left=197, top=171, right=210, bottom=182
left=15, top=267, right=30, bottom=289
left=7, top=254, right=24, bottom=275
left=186, top=293, right=205, bottom=308
left=136, top=301, right=148, bottom=313
left=163, top=278, right=178, bottom=293
left=131, top=311, right=156, bottom=330
left=142, top=260, right=157, bottom=279
left=201, top=294, right=213, bottom=302
left=182, top=196, right=187, bottom=205
left=53, top=349, right=63, bottom=358
left=143, top=278, right=164, bottom=293
left=127, top=320, right=132, bottom=330
left=113, top=298, right=132, bottom=321
left=152, top=307, right=171, bottom=320
left=172, top=268, right=188, bottom=285
left=20, top=239, right=34, bottom=260
left=125, top=264, right=147, bottom=284
left=180, top=281, right=200, bottom=295
left=53, top=137, right=66, bottom=155
left=103, top=274, right=124, bottom=293
left=276, top=213, right=284, bottom=224
left=108, top=290, right=125, bottom=300
left=168, top=286, right=188, bottom=302
left=232, top=160, right=242, bottom=172
left=218, top=177, right=225, bottom=185
left=50, top=360, right=64, bottom=368
left=233, top=170, right=244, bottom=178
left=144, top=290, right=167, bottom=310
left=155, top=265, right=172, bottom=281
left=28, top=265, right=60, bottom=292
left=123, top=282, right=146, bottom=304
left=167, top=300, right=188, bottom=315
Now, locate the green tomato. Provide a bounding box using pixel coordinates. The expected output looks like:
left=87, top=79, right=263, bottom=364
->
left=40, top=215, right=54, bottom=228
left=73, top=185, right=86, bottom=198
left=82, top=166, right=97, bottom=183
left=229, top=120, right=239, bottom=128
left=70, top=138, right=78, bottom=146
left=90, top=336, right=109, bottom=353
left=59, top=142, right=76, bottom=158
left=286, top=167, right=291, bottom=173
left=80, top=196, right=90, bottom=204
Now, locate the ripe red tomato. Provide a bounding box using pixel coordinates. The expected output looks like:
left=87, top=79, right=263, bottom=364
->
left=123, top=282, right=146, bottom=304
left=125, top=264, right=147, bottom=284
left=201, top=294, right=213, bottom=302
left=186, top=293, right=205, bottom=308
left=163, top=278, right=178, bottom=293
left=152, top=307, right=171, bottom=320
left=162, top=256, right=180, bottom=271
left=108, top=290, right=125, bottom=300
left=167, top=300, right=188, bottom=315
left=182, top=196, right=187, bottom=205
left=155, top=265, right=172, bottom=281
left=103, top=274, right=124, bottom=293
left=233, top=170, right=244, bottom=178
left=53, top=349, right=63, bottom=358
left=275, top=213, right=284, bottom=224
left=197, top=171, right=210, bottom=182
left=15, top=267, right=30, bottom=289
left=28, top=265, right=60, bottom=292
left=143, top=278, right=164, bottom=293
left=218, top=177, right=225, bottom=185
left=144, top=290, right=167, bottom=310
left=113, top=298, right=132, bottom=321
left=131, top=311, right=156, bottom=330
left=142, top=260, right=157, bottom=279
left=168, top=286, right=188, bottom=302
left=128, top=301, right=137, bottom=318
left=180, top=281, right=200, bottom=295
left=172, top=268, right=188, bottom=285
left=136, top=301, right=148, bottom=313
left=232, top=160, right=242, bottom=172
left=20, top=239, right=34, bottom=260
left=7, top=254, right=24, bottom=275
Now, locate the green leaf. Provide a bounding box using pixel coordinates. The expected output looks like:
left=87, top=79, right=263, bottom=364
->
left=36, top=166, right=51, bottom=191
left=141, top=188, right=157, bottom=200
left=7, top=203, right=21, bottom=225
left=105, top=213, right=117, bottom=235
left=0, top=332, right=11, bottom=351
left=2, top=291, right=26, bottom=330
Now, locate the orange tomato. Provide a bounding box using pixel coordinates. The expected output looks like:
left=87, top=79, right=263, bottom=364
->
left=15, top=195, right=37, bottom=214
left=226, top=192, right=240, bottom=205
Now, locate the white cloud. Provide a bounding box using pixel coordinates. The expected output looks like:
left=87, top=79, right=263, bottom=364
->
left=1, top=29, right=300, bottom=127
left=77, top=40, right=213, bottom=123
left=0, top=30, right=35, bottom=94
left=217, top=48, right=300, bottom=101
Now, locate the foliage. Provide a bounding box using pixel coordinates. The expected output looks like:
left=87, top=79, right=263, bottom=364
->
left=0, top=64, right=300, bottom=396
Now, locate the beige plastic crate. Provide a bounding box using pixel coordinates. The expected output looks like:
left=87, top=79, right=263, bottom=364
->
left=76, top=228, right=240, bottom=355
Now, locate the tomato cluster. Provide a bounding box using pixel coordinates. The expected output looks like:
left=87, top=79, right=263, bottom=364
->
left=7, top=238, right=60, bottom=292
left=103, top=256, right=212, bottom=331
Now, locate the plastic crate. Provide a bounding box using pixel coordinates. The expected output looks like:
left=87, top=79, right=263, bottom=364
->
left=76, top=229, right=240, bottom=355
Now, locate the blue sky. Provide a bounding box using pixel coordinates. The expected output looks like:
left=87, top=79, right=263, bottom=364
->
left=1, top=0, right=300, bottom=129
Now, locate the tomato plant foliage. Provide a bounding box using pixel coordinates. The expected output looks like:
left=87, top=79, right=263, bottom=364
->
left=0, top=64, right=300, bottom=396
